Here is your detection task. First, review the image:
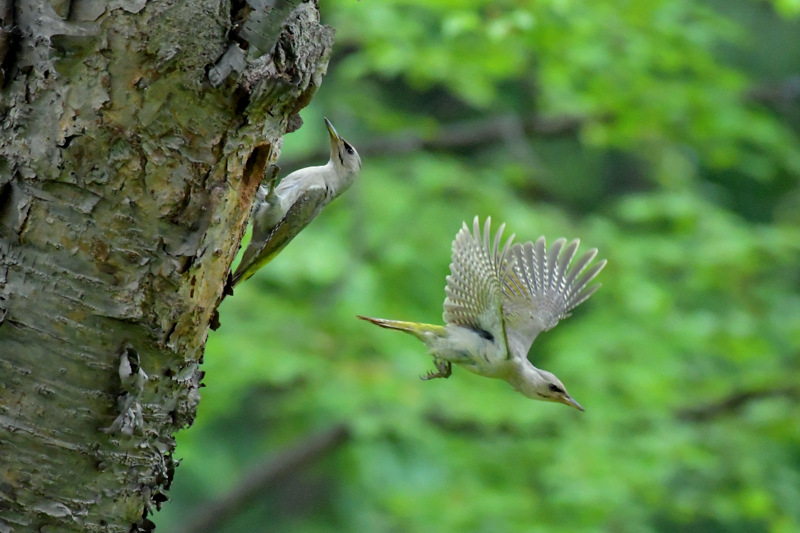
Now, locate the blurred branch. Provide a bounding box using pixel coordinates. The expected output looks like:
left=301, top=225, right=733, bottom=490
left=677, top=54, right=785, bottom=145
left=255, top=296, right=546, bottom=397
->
left=361, top=114, right=586, bottom=154
left=286, top=73, right=800, bottom=170
left=747, top=75, right=800, bottom=107
left=426, top=411, right=523, bottom=437
left=425, top=411, right=566, bottom=438
left=677, top=386, right=799, bottom=422
left=181, top=424, right=351, bottom=533
left=283, top=113, right=588, bottom=169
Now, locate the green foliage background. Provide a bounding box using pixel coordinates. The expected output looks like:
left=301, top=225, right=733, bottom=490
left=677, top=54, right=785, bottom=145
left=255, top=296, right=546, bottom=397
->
left=157, top=0, right=800, bottom=531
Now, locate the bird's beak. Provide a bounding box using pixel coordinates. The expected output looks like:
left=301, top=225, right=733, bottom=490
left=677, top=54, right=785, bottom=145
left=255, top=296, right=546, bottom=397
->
left=324, top=117, right=343, bottom=147
left=561, top=395, right=585, bottom=412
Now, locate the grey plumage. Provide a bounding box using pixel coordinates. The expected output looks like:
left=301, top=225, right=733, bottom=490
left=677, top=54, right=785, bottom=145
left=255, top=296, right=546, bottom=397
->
left=503, top=235, right=606, bottom=357
left=359, top=216, right=606, bottom=410
left=230, top=118, right=362, bottom=288
left=443, top=217, right=513, bottom=336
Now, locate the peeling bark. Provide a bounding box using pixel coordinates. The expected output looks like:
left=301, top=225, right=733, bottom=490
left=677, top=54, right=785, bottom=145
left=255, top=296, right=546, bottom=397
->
left=0, top=0, right=333, bottom=530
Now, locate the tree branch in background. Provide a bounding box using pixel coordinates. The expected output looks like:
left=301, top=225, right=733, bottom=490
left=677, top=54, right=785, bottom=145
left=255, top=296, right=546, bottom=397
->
left=678, top=386, right=799, bottom=422
left=747, top=75, right=800, bottom=107
left=282, top=113, right=588, bottom=169
left=290, top=72, right=800, bottom=170
left=181, top=424, right=351, bottom=533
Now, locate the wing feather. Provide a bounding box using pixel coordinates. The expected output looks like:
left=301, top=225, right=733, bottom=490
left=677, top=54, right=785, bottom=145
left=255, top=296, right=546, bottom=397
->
left=232, top=187, right=328, bottom=286
left=443, top=217, right=515, bottom=342
left=503, top=236, right=605, bottom=360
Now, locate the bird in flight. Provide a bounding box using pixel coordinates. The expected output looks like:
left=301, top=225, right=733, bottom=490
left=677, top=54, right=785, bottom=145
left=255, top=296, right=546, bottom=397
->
left=359, top=216, right=606, bottom=410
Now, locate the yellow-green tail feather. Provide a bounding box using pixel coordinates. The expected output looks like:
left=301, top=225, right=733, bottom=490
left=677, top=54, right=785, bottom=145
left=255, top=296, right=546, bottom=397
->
left=357, top=316, right=446, bottom=342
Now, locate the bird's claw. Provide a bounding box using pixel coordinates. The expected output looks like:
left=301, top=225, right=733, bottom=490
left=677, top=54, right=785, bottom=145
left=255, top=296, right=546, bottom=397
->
left=265, top=164, right=281, bottom=190
left=420, top=360, right=451, bottom=380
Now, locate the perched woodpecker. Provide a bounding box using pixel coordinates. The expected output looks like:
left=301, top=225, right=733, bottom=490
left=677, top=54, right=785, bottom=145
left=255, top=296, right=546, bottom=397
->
left=231, top=118, right=362, bottom=287
left=359, top=216, right=606, bottom=410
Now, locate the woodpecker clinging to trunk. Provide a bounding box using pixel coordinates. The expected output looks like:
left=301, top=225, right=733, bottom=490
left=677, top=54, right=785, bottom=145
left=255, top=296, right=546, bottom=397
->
left=231, top=117, right=362, bottom=288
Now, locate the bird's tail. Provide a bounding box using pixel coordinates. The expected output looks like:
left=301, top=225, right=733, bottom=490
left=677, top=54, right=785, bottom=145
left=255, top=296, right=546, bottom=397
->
left=230, top=217, right=292, bottom=288
left=357, top=316, right=446, bottom=342
left=230, top=246, right=280, bottom=288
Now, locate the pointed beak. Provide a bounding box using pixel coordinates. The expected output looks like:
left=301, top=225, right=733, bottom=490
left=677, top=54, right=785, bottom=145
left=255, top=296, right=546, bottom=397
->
left=324, top=117, right=344, bottom=159
left=561, top=395, right=584, bottom=412
left=324, top=117, right=342, bottom=143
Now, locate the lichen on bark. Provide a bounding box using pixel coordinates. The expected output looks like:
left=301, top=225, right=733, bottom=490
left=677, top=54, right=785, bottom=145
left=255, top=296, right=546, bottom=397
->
left=0, top=0, right=333, bottom=530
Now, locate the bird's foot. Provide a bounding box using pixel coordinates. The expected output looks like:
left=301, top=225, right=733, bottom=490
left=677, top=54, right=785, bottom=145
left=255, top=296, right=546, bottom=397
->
left=420, top=360, right=451, bottom=380
left=264, top=164, right=281, bottom=191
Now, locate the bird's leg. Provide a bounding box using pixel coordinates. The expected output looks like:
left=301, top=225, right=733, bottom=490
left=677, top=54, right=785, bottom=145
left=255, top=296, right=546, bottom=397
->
left=420, top=359, right=452, bottom=380
left=254, top=164, right=281, bottom=206
left=264, top=164, right=281, bottom=191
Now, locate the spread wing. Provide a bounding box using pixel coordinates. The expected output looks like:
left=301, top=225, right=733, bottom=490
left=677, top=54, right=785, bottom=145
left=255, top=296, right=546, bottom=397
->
left=443, top=216, right=516, bottom=344
left=232, top=186, right=329, bottom=286
left=502, top=236, right=606, bottom=360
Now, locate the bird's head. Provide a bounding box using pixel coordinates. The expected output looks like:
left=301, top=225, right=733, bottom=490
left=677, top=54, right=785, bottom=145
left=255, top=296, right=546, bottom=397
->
left=511, top=366, right=584, bottom=411
left=325, top=117, right=362, bottom=179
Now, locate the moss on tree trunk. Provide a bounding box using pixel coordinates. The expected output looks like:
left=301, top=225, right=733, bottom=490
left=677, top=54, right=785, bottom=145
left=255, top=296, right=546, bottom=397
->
left=0, top=0, right=333, bottom=530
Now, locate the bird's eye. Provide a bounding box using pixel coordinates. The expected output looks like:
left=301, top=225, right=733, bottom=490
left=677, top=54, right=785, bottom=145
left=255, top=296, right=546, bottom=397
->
left=548, top=383, right=563, bottom=394
left=344, top=143, right=354, bottom=155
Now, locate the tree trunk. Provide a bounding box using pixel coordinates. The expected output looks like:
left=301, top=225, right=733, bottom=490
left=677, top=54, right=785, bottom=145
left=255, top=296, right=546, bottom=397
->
left=0, top=0, right=333, bottom=530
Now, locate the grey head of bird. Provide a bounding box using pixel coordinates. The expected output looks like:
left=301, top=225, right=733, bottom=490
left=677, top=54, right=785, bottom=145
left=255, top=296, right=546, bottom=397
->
left=508, top=363, right=584, bottom=411
left=325, top=117, right=362, bottom=188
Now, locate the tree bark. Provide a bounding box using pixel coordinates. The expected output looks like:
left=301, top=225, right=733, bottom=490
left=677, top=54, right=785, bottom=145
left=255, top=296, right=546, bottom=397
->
left=0, top=0, right=333, bottom=530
